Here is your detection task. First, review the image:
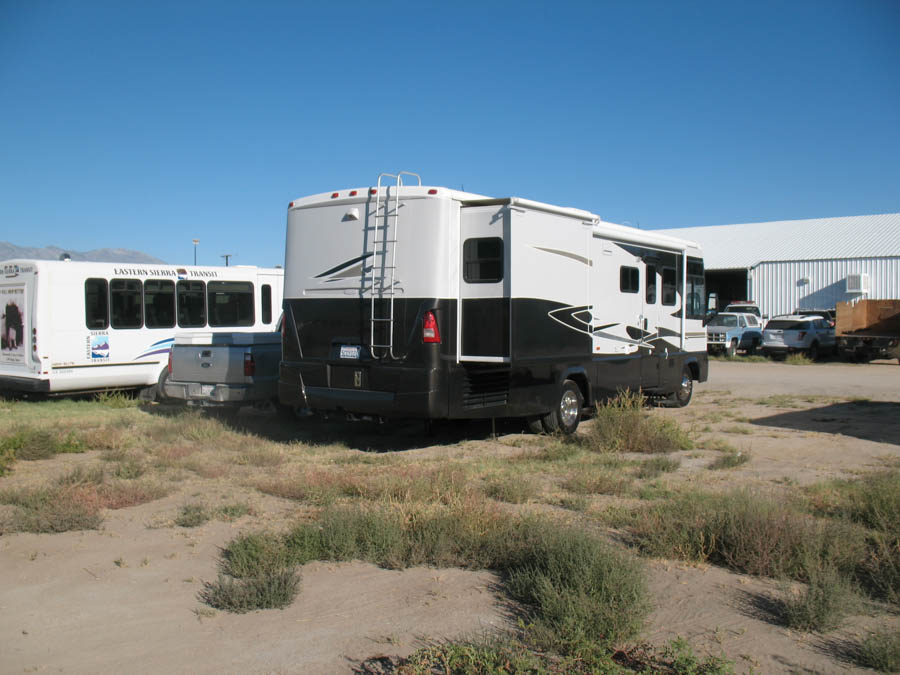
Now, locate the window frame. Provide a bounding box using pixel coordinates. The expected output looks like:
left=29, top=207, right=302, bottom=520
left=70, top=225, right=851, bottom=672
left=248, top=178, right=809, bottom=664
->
left=109, top=278, right=144, bottom=330
left=620, top=266, right=640, bottom=294
left=177, top=280, right=207, bottom=328
left=463, top=237, right=504, bottom=284
left=143, top=279, right=176, bottom=329
left=84, top=278, right=109, bottom=330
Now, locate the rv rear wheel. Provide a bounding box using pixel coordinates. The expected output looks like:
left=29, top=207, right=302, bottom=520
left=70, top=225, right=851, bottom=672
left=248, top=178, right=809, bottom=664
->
left=663, top=366, right=693, bottom=408
left=541, top=379, right=582, bottom=434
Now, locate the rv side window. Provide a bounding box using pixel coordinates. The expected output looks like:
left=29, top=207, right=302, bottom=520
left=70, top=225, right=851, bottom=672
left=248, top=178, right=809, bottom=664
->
left=261, top=284, right=272, bottom=324
left=208, top=281, right=255, bottom=327
left=620, top=266, right=639, bottom=293
left=177, top=281, right=207, bottom=327
left=110, top=279, right=143, bottom=329
left=84, top=278, right=109, bottom=329
left=662, top=268, right=677, bottom=306
left=686, top=258, right=705, bottom=319
left=463, top=238, right=503, bottom=283
left=646, top=265, right=657, bottom=304
left=144, top=280, right=176, bottom=329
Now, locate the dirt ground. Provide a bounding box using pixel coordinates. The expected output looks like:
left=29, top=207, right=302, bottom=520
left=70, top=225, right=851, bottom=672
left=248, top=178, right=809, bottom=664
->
left=1, top=360, right=898, bottom=674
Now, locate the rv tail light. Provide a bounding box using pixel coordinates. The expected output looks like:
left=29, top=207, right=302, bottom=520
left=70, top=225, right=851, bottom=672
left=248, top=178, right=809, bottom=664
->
left=167, top=349, right=173, bottom=375
left=423, top=311, right=441, bottom=344
left=244, top=353, right=256, bottom=377
left=288, top=201, right=294, bottom=208
left=32, top=328, right=37, bottom=353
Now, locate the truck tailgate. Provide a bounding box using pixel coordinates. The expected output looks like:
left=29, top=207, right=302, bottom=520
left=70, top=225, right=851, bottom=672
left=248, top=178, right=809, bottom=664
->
left=170, top=332, right=281, bottom=385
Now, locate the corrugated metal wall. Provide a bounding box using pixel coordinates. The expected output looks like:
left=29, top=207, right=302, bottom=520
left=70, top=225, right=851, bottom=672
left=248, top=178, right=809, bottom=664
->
left=751, top=257, right=900, bottom=318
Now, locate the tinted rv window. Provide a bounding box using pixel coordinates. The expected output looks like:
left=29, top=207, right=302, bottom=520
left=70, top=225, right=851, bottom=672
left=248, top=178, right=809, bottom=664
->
left=662, top=268, right=677, bottom=306
left=463, top=238, right=503, bottom=283
left=208, top=281, right=254, bottom=327
left=110, top=279, right=143, bottom=329
left=177, top=281, right=206, bottom=327
left=144, top=280, right=176, bottom=329
left=686, top=258, right=705, bottom=319
left=262, top=284, right=272, bottom=324
left=85, top=278, right=109, bottom=329
left=646, top=265, right=657, bottom=304
left=620, top=266, right=639, bottom=293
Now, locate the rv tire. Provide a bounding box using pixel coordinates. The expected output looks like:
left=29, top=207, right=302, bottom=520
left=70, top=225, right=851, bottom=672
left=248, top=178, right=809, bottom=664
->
left=541, top=379, right=582, bottom=435
left=526, top=417, right=544, bottom=434
left=662, top=366, right=693, bottom=408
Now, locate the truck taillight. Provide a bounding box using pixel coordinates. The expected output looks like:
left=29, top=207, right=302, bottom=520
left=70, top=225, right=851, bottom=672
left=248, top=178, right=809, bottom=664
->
left=32, top=328, right=37, bottom=353
left=244, top=353, right=256, bottom=376
left=167, top=349, right=173, bottom=374
left=423, top=311, right=441, bottom=344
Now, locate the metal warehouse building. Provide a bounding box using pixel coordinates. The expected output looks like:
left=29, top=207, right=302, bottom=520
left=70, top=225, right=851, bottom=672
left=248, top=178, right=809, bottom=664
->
left=659, top=213, right=900, bottom=319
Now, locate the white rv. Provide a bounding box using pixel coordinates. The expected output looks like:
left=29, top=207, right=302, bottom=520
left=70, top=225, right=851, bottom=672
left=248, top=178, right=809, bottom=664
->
left=279, top=174, right=708, bottom=433
left=0, top=260, right=283, bottom=397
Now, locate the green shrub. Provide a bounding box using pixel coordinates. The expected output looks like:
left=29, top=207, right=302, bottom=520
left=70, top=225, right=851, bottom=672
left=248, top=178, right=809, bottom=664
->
left=175, top=504, right=211, bottom=528
left=199, top=569, right=300, bottom=613
left=708, top=450, right=751, bottom=470
left=210, top=504, right=650, bottom=655
left=636, top=455, right=680, bottom=479
left=95, top=391, right=140, bottom=408
left=587, top=390, right=692, bottom=454
left=780, top=564, right=860, bottom=631
left=563, top=469, right=631, bottom=496
left=0, top=428, right=84, bottom=463
left=0, top=486, right=103, bottom=534
left=485, top=474, right=538, bottom=504
left=628, top=490, right=868, bottom=581
left=855, top=628, right=900, bottom=673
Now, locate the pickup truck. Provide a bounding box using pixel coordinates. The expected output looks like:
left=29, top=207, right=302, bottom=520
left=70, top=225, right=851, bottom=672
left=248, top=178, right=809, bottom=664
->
left=162, top=330, right=282, bottom=409
left=706, top=312, right=763, bottom=356
left=835, top=300, right=900, bottom=363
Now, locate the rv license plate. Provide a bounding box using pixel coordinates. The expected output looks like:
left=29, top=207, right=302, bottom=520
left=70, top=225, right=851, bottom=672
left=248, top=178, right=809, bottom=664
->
left=339, top=345, right=361, bottom=359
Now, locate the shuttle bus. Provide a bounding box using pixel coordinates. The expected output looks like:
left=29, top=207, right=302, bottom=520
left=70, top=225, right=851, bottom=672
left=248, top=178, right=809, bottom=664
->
left=0, top=260, right=283, bottom=397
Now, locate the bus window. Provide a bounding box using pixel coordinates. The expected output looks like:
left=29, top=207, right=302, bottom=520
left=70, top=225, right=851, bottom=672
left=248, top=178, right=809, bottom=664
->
left=646, top=265, right=657, bottom=304
left=208, top=281, right=254, bottom=327
left=144, top=280, right=175, bottom=329
left=262, top=284, right=272, bottom=324
left=110, top=279, right=143, bottom=329
left=177, top=281, right=206, bottom=327
left=85, top=278, right=109, bottom=329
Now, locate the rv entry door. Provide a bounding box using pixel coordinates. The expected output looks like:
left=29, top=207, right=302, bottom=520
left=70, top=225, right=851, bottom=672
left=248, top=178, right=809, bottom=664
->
left=457, top=206, right=510, bottom=362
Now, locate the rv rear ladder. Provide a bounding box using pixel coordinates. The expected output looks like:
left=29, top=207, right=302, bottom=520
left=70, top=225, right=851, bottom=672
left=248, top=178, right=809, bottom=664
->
left=367, top=171, right=421, bottom=359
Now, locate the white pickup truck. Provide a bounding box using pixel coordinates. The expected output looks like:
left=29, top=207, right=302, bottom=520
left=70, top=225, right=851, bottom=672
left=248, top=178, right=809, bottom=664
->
left=162, top=329, right=281, bottom=409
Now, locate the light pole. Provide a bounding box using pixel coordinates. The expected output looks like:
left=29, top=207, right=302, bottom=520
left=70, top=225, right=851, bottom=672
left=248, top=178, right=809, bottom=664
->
left=221, top=254, right=232, bottom=266
left=192, top=239, right=199, bottom=265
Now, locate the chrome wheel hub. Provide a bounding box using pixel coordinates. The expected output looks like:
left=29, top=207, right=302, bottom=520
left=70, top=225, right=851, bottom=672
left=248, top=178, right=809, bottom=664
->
left=560, top=390, right=579, bottom=426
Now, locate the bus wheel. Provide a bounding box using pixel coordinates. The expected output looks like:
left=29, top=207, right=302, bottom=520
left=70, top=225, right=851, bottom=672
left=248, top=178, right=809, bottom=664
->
left=156, top=368, right=170, bottom=403
left=541, top=380, right=582, bottom=434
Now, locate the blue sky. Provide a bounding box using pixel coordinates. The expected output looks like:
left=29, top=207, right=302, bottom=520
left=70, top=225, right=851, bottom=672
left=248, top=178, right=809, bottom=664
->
left=2, top=0, right=898, bottom=267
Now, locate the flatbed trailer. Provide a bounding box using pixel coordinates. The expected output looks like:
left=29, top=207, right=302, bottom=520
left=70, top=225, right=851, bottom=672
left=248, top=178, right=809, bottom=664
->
left=835, top=299, right=900, bottom=363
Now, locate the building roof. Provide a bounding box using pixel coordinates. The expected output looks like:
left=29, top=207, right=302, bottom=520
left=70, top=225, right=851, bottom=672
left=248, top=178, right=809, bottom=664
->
left=656, top=213, right=900, bottom=270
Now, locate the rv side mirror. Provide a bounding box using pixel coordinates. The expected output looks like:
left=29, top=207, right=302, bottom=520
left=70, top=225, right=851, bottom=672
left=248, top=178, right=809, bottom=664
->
left=707, top=292, right=718, bottom=312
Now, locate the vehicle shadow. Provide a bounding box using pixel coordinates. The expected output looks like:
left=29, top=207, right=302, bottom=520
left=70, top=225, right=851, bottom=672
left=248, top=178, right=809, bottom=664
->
left=751, top=401, right=900, bottom=446
left=144, top=402, right=532, bottom=453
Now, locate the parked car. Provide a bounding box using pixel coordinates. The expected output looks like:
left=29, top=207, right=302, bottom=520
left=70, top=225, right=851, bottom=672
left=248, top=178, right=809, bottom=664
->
left=723, top=302, right=761, bottom=318
left=761, top=315, right=836, bottom=360
left=706, top=312, right=763, bottom=356
left=794, top=309, right=836, bottom=328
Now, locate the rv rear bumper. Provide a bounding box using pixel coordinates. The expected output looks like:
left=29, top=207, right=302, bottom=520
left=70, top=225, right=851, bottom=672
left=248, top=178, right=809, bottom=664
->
left=0, top=375, right=50, bottom=395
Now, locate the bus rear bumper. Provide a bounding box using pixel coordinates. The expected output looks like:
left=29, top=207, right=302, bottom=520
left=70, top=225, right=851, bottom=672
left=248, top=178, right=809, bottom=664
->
left=0, top=375, right=50, bottom=395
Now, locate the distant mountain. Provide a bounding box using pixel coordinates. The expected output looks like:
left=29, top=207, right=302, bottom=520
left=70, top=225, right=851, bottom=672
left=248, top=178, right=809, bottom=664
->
left=0, top=242, right=165, bottom=264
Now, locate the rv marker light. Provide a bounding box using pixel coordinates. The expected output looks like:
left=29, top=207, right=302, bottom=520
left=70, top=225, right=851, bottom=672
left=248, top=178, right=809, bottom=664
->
left=369, top=188, right=377, bottom=195
left=423, top=311, right=441, bottom=343
left=331, top=192, right=339, bottom=199
left=428, top=189, right=437, bottom=195
left=349, top=190, right=357, bottom=196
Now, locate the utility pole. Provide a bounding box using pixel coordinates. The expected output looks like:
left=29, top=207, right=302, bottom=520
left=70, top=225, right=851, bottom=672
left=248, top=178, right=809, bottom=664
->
left=192, top=239, right=199, bottom=265
left=221, top=254, right=232, bottom=266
